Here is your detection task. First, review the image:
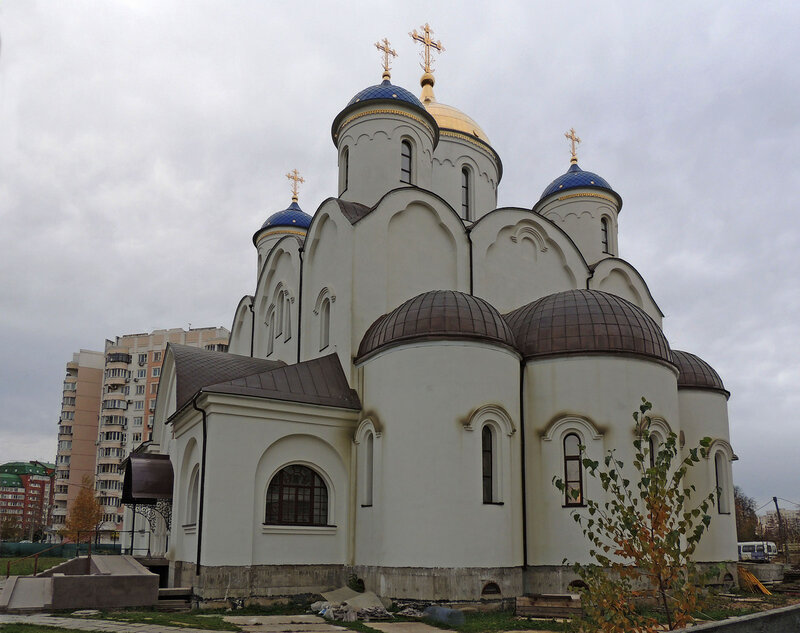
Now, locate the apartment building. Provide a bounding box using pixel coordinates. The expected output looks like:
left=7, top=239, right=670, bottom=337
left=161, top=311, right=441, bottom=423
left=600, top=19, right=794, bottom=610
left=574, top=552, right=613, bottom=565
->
left=51, top=349, right=105, bottom=529
left=95, top=327, right=229, bottom=531
left=0, top=461, right=56, bottom=539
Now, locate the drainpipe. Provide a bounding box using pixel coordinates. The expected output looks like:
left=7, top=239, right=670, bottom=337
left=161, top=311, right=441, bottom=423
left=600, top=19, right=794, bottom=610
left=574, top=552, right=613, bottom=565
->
left=466, top=227, right=474, bottom=295
left=297, top=247, right=304, bottom=364
left=248, top=300, right=255, bottom=358
left=519, top=360, right=528, bottom=568
left=192, top=394, right=208, bottom=576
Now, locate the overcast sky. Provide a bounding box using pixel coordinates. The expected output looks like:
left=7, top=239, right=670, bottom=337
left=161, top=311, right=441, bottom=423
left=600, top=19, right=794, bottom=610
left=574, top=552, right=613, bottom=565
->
left=1, top=1, right=798, bottom=514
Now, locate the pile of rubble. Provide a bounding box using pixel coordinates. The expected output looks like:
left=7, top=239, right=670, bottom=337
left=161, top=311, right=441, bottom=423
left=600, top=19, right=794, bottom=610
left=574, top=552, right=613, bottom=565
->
left=311, top=586, right=392, bottom=622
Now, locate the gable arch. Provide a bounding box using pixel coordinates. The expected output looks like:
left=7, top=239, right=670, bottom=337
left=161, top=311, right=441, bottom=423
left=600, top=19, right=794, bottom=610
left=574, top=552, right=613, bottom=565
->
left=590, top=257, right=664, bottom=325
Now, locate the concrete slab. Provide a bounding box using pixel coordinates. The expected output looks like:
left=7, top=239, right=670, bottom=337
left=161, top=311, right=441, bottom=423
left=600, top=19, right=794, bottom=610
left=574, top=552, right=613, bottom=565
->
left=368, top=624, right=443, bottom=633
left=223, top=614, right=327, bottom=624
left=239, top=626, right=347, bottom=632
left=2, top=577, right=52, bottom=612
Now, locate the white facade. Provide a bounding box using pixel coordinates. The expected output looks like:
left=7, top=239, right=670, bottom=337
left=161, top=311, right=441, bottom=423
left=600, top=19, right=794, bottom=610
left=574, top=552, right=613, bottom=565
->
left=144, top=64, right=738, bottom=602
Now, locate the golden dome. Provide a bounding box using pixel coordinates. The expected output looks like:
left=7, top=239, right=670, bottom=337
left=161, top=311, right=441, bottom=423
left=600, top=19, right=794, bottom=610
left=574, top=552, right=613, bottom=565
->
left=420, top=74, right=490, bottom=145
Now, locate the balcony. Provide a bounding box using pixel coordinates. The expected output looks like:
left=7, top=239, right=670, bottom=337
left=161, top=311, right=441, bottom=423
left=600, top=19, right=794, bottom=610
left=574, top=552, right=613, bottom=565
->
left=106, top=352, right=132, bottom=364
left=101, top=399, right=127, bottom=412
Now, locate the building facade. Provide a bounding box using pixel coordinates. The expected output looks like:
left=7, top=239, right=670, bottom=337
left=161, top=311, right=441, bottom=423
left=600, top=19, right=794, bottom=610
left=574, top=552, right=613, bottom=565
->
left=0, top=461, right=55, bottom=540
left=51, top=349, right=104, bottom=531
left=131, top=35, right=739, bottom=602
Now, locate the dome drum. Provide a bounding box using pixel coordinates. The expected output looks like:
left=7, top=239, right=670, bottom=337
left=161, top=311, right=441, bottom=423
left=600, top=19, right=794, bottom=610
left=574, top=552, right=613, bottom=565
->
left=671, top=350, right=729, bottom=397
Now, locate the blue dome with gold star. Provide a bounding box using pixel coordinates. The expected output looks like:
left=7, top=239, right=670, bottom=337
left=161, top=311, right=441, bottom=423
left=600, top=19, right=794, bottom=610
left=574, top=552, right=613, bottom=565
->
left=540, top=163, right=615, bottom=200
left=260, top=201, right=312, bottom=230
left=347, top=79, right=424, bottom=108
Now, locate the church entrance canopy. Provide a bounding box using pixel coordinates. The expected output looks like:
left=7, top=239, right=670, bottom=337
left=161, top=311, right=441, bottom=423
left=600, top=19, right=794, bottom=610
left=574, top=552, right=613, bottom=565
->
left=122, top=453, right=173, bottom=505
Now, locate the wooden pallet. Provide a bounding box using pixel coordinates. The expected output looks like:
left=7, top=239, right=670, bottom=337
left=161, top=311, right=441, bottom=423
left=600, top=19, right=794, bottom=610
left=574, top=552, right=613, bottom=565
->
left=516, top=593, right=583, bottom=618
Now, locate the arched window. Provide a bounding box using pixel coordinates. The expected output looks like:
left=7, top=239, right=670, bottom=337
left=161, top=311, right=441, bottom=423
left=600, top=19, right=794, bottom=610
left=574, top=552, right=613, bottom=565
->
left=461, top=166, right=471, bottom=220
left=319, top=297, right=331, bottom=350
left=400, top=140, right=413, bottom=184
left=266, top=310, right=276, bottom=356
left=341, top=146, right=349, bottom=193
left=265, top=464, right=328, bottom=526
left=715, top=452, right=730, bottom=514
left=363, top=432, right=374, bottom=507
left=186, top=465, right=200, bottom=525
left=275, top=295, right=284, bottom=337
left=601, top=218, right=610, bottom=253
left=563, top=433, right=583, bottom=506
left=648, top=435, right=657, bottom=469
left=482, top=426, right=495, bottom=503
left=283, top=293, right=292, bottom=341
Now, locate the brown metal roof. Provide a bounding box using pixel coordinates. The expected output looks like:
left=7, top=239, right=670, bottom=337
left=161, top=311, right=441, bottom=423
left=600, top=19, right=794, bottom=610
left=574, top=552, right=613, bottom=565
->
left=203, top=353, right=361, bottom=410
left=335, top=199, right=372, bottom=225
left=357, top=290, right=517, bottom=362
left=504, top=289, right=672, bottom=363
left=121, top=454, right=173, bottom=504
left=170, top=344, right=286, bottom=411
left=672, top=350, right=729, bottom=397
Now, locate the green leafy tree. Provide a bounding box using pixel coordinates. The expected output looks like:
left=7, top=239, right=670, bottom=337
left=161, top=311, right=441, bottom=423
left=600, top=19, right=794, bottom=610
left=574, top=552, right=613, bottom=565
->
left=554, top=398, right=715, bottom=632
left=0, top=515, right=23, bottom=542
left=734, top=486, right=758, bottom=541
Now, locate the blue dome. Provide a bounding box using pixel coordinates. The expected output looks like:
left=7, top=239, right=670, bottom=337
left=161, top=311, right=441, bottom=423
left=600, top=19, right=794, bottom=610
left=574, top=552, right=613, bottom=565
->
left=540, top=163, right=614, bottom=199
left=260, top=202, right=312, bottom=231
left=347, top=80, right=424, bottom=108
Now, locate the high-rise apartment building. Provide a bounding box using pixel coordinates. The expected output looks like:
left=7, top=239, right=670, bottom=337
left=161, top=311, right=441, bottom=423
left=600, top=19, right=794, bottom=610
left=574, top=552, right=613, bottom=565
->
left=0, top=461, right=56, bottom=540
left=51, top=349, right=105, bottom=530
left=95, top=327, right=228, bottom=531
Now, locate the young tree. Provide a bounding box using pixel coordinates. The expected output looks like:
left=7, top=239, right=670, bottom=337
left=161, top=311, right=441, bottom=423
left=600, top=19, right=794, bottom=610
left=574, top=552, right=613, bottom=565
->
left=0, top=515, right=23, bottom=542
left=734, top=486, right=758, bottom=541
left=63, top=475, right=103, bottom=543
left=554, top=398, right=715, bottom=632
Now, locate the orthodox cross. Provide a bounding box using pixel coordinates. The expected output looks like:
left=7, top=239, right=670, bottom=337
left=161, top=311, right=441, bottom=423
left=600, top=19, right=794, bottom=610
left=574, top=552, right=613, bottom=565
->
left=409, top=23, right=444, bottom=73
left=375, top=38, right=397, bottom=80
left=286, top=169, right=304, bottom=202
left=565, top=128, right=581, bottom=164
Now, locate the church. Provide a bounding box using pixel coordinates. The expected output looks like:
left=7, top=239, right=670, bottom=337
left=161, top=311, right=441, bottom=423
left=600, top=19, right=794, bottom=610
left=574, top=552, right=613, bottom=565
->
left=125, top=25, right=738, bottom=603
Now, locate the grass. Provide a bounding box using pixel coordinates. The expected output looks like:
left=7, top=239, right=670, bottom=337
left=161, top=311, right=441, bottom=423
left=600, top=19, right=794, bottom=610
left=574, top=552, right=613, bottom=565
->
left=1, top=557, right=67, bottom=577
left=65, top=610, right=239, bottom=631
left=423, top=610, right=567, bottom=632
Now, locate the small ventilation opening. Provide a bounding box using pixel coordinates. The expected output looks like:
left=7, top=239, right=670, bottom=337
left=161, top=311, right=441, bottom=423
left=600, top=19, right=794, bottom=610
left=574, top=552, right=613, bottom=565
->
left=568, top=579, right=588, bottom=591
left=481, top=582, right=501, bottom=596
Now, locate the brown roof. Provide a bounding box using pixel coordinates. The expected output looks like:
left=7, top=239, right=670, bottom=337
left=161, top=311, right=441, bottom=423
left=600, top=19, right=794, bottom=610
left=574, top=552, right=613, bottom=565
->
left=121, top=454, right=173, bottom=504
left=504, top=289, right=672, bottom=363
left=204, top=353, right=361, bottom=410
left=671, top=350, right=729, bottom=397
left=169, top=344, right=286, bottom=411
left=335, top=199, right=372, bottom=225
left=357, top=290, right=517, bottom=361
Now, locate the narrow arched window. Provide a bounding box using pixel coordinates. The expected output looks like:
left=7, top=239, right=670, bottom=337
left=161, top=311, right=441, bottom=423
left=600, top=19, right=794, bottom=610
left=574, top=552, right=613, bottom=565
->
left=266, top=310, right=276, bottom=356
left=400, top=140, right=412, bottom=184
left=461, top=166, right=471, bottom=220
left=275, top=295, right=284, bottom=337
left=563, top=433, right=583, bottom=506
left=601, top=218, right=610, bottom=253
left=648, top=435, right=657, bottom=469
left=341, top=146, right=349, bottom=193
left=187, top=465, right=200, bottom=525
left=319, top=297, right=331, bottom=350
left=265, top=464, right=328, bottom=526
left=715, top=452, right=730, bottom=514
left=482, top=425, right=493, bottom=503
left=363, top=432, right=374, bottom=507
left=283, top=293, right=292, bottom=341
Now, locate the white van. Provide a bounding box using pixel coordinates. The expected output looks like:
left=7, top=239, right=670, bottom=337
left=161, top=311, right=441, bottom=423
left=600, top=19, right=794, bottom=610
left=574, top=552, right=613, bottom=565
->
left=738, top=541, right=777, bottom=562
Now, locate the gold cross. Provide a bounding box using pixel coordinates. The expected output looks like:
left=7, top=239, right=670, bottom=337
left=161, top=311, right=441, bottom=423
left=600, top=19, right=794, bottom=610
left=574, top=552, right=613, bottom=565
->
left=286, top=169, right=305, bottom=202
left=375, top=38, right=397, bottom=81
left=565, top=128, right=581, bottom=164
left=409, top=23, right=444, bottom=74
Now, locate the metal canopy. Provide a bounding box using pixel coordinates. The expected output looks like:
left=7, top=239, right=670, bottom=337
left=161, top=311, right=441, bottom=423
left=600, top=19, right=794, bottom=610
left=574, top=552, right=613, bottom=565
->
left=122, top=453, right=173, bottom=505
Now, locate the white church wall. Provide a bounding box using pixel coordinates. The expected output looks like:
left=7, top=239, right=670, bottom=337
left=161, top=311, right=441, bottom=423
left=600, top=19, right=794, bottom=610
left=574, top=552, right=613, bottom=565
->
left=253, top=243, right=301, bottom=362
left=536, top=191, right=620, bottom=265
left=171, top=419, right=203, bottom=566
left=357, top=342, right=523, bottom=569
left=177, top=395, right=358, bottom=569
left=228, top=296, right=254, bottom=356
left=350, top=189, right=470, bottom=354
left=337, top=112, right=435, bottom=208
left=523, top=355, right=680, bottom=566
left=431, top=135, right=499, bottom=221
left=471, top=210, right=589, bottom=314
left=589, top=258, right=664, bottom=326
left=678, top=389, right=737, bottom=562
left=302, top=206, right=354, bottom=377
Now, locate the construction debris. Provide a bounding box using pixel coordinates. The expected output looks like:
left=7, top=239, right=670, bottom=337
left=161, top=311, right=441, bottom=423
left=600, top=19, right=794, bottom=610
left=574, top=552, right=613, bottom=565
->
left=313, top=587, right=392, bottom=621
left=738, top=565, right=772, bottom=595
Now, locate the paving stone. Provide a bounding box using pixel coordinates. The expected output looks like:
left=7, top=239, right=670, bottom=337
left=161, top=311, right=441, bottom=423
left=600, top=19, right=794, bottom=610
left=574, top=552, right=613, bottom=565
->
left=223, top=615, right=327, bottom=624
left=367, top=623, right=443, bottom=633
